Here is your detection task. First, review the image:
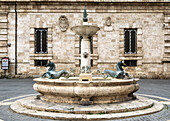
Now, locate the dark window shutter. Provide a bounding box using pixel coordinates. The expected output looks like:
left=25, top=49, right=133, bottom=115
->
left=36, top=30, right=41, bottom=53
left=79, top=36, right=83, bottom=54
left=90, top=37, right=93, bottom=54
left=124, top=60, right=137, bottom=66
left=79, top=59, right=81, bottom=67
left=124, top=30, right=130, bottom=53
left=91, top=59, right=93, bottom=67
left=35, top=60, right=48, bottom=66
left=42, top=30, right=47, bottom=53
left=42, top=60, right=47, bottom=66
left=131, top=30, right=136, bottom=53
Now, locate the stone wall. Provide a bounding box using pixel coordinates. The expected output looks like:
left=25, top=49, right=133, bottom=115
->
left=0, top=11, right=8, bottom=77
left=0, top=2, right=170, bottom=78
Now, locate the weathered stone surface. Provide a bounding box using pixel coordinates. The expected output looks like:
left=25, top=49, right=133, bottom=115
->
left=79, top=73, right=92, bottom=81
left=10, top=96, right=164, bottom=120
left=18, top=96, right=154, bottom=114
left=33, top=77, right=139, bottom=104
left=0, top=2, right=169, bottom=78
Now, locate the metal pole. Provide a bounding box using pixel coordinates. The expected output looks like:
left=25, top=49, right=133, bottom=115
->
left=4, top=70, right=6, bottom=79
left=15, top=3, right=17, bottom=75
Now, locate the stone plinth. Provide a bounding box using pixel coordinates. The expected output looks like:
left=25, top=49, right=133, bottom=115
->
left=79, top=73, right=92, bottom=81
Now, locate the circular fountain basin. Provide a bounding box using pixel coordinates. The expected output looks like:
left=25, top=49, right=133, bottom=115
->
left=11, top=77, right=164, bottom=120
left=33, top=77, right=139, bottom=104
left=71, top=25, right=100, bottom=36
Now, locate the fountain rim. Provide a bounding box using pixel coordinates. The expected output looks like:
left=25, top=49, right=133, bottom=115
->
left=33, top=77, right=139, bottom=84
left=71, top=25, right=100, bottom=31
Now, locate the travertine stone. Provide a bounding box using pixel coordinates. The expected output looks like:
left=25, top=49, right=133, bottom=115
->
left=33, top=78, right=139, bottom=104
left=163, top=13, right=170, bottom=64
left=0, top=12, right=8, bottom=60
left=10, top=95, right=164, bottom=120
left=0, top=2, right=169, bottom=78
left=18, top=96, right=153, bottom=114
left=79, top=73, right=92, bottom=81
left=81, top=37, right=91, bottom=69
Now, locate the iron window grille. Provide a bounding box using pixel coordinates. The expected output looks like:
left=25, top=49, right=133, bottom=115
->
left=35, top=28, right=48, bottom=54
left=35, top=60, right=48, bottom=66
left=124, top=29, right=137, bottom=54
left=124, top=60, right=137, bottom=67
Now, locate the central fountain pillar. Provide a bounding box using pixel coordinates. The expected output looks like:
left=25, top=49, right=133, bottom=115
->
left=79, top=33, right=93, bottom=82
left=70, top=6, right=100, bottom=81
left=80, top=36, right=90, bottom=72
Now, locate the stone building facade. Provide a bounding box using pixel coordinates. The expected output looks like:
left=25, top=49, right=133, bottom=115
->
left=0, top=0, right=170, bottom=78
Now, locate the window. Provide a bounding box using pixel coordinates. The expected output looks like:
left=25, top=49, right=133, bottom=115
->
left=35, top=60, right=48, bottom=66
left=124, top=60, right=137, bottom=66
left=79, top=36, right=83, bottom=54
left=79, top=59, right=81, bottom=67
left=79, top=36, right=93, bottom=54
left=91, top=59, right=93, bottom=67
left=89, top=36, right=93, bottom=54
left=35, top=28, right=48, bottom=54
left=124, top=29, right=137, bottom=54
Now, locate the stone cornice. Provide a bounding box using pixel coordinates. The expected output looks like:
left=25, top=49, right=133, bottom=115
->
left=0, top=0, right=169, bottom=2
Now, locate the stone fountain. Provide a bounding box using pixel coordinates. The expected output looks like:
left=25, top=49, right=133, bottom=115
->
left=10, top=6, right=163, bottom=120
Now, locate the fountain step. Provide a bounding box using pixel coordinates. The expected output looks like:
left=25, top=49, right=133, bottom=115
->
left=10, top=96, right=164, bottom=120
left=18, top=96, right=153, bottom=114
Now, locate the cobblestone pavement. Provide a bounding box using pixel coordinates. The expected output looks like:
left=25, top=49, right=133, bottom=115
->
left=0, top=79, right=170, bottom=121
